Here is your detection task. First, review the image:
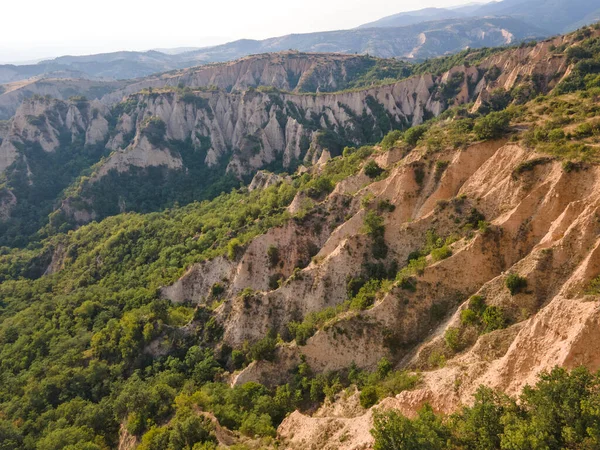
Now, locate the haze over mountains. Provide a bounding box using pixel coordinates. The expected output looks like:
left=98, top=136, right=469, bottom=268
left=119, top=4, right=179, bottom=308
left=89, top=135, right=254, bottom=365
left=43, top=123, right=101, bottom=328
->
left=360, top=0, right=600, bottom=32
left=2, top=0, right=599, bottom=86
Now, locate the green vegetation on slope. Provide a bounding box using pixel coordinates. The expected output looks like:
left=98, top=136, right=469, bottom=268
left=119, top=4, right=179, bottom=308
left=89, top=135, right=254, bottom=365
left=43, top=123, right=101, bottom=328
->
left=0, top=145, right=373, bottom=448
left=372, top=367, right=600, bottom=450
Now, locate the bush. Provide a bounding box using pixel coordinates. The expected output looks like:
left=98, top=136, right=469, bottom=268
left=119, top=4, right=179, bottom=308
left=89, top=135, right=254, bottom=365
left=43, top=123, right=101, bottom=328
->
left=404, top=125, right=428, bottom=147
left=266, top=245, right=280, bottom=268
left=431, top=245, right=452, bottom=262
left=210, top=282, right=225, bottom=298
left=364, top=160, right=384, bottom=179
left=239, top=413, right=276, bottom=438
left=249, top=331, right=278, bottom=362
left=142, top=116, right=167, bottom=146
left=231, top=350, right=246, bottom=369
left=482, top=306, right=507, bottom=333
left=362, top=210, right=385, bottom=236
left=445, top=327, right=465, bottom=352
left=474, top=111, right=510, bottom=140
left=548, top=128, right=566, bottom=142
left=377, top=199, right=395, bottom=213
left=372, top=367, right=600, bottom=450
left=377, top=358, right=393, bottom=378
left=360, top=385, right=379, bottom=409
left=505, top=274, right=527, bottom=295
left=434, top=160, right=449, bottom=180
left=587, top=276, right=600, bottom=294
left=460, top=308, right=478, bottom=326
left=363, top=211, right=388, bottom=259
left=350, top=279, right=381, bottom=310
left=380, top=130, right=402, bottom=150
left=227, top=238, right=243, bottom=260
left=468, top=295, right=486, bottom=314
left=372, top=406, right=449, bottom=450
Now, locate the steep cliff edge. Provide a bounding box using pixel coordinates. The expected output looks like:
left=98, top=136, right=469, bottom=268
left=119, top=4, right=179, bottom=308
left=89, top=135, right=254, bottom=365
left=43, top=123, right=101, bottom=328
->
left=99, top=52, right=396, bottom=105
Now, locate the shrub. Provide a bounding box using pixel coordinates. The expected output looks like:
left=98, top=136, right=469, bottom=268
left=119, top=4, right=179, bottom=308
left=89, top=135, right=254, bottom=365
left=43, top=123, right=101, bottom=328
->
left=363, top=211, right=388, bottom=259
left=505, top=274, right=527, bottom=295
left=364, top=160, right=384, bottom=179
left=239, top=413, right=276, bottom=438
left=480, top=88, right=512, bottom=113
left=377, top=199, right=395, bottom=213
left=142, top=116, right=167, bottom=146
left=380, top=130, right=402, bottom=151
left=404, top=124, right=428, bottom=147
left=231, top=350, right=246, bottom=369
left=414, top=165, right=425, bottom=185
left=468, top=295, right=486, bottom=315
left=473, top=111, right=510, bottom=140
left=305, top=176, right=334, bottom=199
left=372, top=367, right=600, bottom=450
left=548, top=128, right=566, bottom=142
left=587, top=276, right=600, bottom=295
left=377, top=358, right=393, bottom=378
left=360, top=385, right=379, bottom=409
left=460, top=308, right=478, bottom=326
left=227, top=239, right=244, bottom=260
left=372, top=406, right=450, bottom=450
left=512, top=157, right=552, bottom=177
left=342, top=146, right=357, bottom=157
left=350, top=279, right=381, bottom=310
left=268, top=274, right=283, bottom=290
left=434, top=160, right=449, bottom=181
left=266, top=245, right=280, bottom=268
left=445, top=327, right=465, bottom=352
left=287, top=320, right=315, bottom=346
left=482, top=306, right=507, bottom=333
left=431, top=245, right=452, bottom=262
left=210, top=282, right=225, bottom=298
left=249, top=331, right=278, bottom=362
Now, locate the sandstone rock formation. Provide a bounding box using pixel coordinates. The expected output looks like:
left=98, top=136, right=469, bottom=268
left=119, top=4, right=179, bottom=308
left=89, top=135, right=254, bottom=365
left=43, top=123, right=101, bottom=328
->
left=158, top=137, right=600, bottom=448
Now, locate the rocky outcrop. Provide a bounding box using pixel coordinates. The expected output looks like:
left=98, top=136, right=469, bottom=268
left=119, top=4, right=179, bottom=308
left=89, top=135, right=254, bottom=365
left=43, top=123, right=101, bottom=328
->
left=0, top=96, right=111, bottom=174
left=279, top=148, right=600, bottom=448
left=248, top=170, right=291, bottom=191
left=100, top=52, right=378, bottom=105
left=0, top=77, right=124, bottom=120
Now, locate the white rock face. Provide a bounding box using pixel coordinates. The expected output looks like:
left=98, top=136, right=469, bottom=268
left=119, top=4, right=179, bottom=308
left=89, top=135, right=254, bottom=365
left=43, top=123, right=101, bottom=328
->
left=0, top=97, right=112, bottom=175
left=95, top=135, right=183, bottom=178
left=99, top=52, right=377, bottom=105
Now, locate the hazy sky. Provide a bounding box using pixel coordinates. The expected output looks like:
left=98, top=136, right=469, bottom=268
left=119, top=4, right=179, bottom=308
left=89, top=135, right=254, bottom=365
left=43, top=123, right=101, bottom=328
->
left=1, top=0, right=484, bottom=63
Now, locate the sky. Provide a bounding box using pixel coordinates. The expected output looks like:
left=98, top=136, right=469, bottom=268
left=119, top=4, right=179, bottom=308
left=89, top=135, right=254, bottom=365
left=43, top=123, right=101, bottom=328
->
left=0, top=0, right=487, bottom=63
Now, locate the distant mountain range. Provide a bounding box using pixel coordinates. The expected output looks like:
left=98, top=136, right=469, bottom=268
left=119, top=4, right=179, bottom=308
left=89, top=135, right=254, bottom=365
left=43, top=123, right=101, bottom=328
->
left=360, top=0, right=600, bottom=33
left=0, top=0, right=599, bottom=87
left=0, top=16, right=544, bottom=84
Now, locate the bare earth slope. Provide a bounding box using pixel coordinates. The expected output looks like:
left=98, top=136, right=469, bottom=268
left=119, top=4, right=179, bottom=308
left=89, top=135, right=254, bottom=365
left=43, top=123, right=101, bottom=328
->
left=160, top=137, right=600, bottom=449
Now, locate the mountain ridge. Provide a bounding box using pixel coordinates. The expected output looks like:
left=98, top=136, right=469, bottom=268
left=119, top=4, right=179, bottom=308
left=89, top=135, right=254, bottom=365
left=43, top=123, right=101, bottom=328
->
left=0, top=16, right=543, bottom=85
